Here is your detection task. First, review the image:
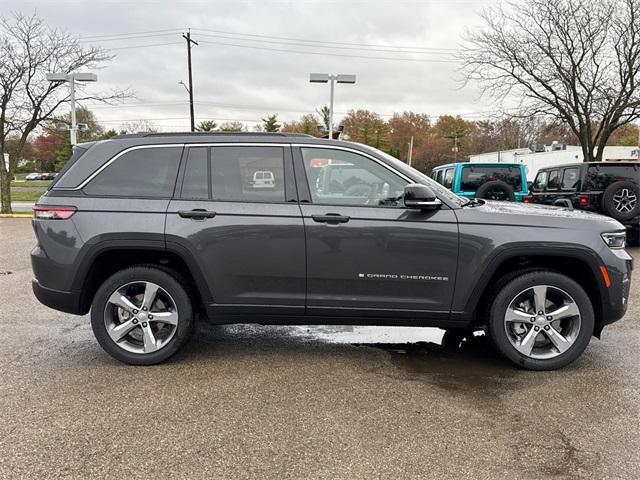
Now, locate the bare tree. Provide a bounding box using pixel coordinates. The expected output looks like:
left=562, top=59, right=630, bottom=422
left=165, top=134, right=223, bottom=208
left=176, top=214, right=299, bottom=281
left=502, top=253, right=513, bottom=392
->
left=0, top=12, right=126, bottom=213
left=461, top=0, right=640, bottom=163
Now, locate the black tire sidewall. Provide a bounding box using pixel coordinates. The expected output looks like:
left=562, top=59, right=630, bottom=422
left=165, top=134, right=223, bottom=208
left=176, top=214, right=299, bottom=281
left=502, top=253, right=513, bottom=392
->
left=488, top=271, right=594, bottom=370
left=91, top=266, right=194, bottom=365
left=475, top=180, right=516, bottom=201
left=602, top=180, right=640, bottom=221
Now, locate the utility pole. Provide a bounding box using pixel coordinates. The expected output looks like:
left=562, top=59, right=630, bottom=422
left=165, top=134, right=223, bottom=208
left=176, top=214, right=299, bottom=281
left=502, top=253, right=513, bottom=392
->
left=407, top=136, right=414, bottom=166
left=182, top=29, right=198, bottom=132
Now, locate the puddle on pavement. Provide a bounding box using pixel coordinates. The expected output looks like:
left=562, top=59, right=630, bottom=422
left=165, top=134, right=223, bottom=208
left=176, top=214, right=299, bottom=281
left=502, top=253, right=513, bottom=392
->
left=288, top=325, right=516, bottom=384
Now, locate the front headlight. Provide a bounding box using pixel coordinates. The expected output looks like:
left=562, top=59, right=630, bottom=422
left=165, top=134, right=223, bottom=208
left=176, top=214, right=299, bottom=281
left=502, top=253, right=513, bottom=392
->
left=602, top=231, right=626, bottom=249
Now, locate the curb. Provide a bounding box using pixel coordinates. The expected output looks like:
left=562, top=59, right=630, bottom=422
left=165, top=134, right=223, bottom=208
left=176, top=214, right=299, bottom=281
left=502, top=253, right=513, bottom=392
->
left=0, top=214, right=32, bottom=218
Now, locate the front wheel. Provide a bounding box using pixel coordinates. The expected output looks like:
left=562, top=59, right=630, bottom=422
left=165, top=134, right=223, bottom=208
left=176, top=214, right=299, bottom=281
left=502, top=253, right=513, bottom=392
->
left=91, top=266, right=194, bottom=365
left=488, top=271, right=594, bottom=370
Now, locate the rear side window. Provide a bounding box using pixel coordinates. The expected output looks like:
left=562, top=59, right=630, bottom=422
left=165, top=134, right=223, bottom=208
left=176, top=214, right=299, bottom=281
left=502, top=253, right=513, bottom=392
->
left=586, top=164, right=638, bottom=190
left=460, top=166, right=522, bottom=191
left=547, top=170, right=560, bottom=190
left=443, top=169, right=454, bottom=189
left=435, top=170, right=444, bottom=185
left=561, top=168, right=579, bottom=190
left=181, top=147, right=209, bottom=199
left=84, top=147, right=181, bottom=197
left=211, top=146, right=285, bottom=202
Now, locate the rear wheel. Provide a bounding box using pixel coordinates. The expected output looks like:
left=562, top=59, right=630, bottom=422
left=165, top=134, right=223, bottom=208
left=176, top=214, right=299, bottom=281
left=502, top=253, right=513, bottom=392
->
left=488, top=271, right=594, bottom=370
left=91, top=266, right=194, bottom=365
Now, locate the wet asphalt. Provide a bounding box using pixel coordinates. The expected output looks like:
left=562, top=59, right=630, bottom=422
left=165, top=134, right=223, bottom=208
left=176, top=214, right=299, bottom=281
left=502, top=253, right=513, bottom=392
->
left=0, top=218, right=639, bottom=479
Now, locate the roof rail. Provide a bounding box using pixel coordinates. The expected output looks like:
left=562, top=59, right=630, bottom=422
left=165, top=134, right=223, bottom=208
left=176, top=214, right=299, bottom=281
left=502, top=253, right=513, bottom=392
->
left=112, top=131, right=315, bottom=139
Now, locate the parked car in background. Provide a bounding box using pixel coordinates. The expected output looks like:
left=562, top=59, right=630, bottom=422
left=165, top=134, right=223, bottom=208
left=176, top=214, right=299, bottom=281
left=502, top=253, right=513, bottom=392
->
left=527, top=162, right=640, bottom=245
left=431, top=162, right=528, bottom=201
left=31, top=132, right=631, bottom=370
left=25, top=172, right=41, bottom=181
left=38, top=173, right=57, bottom=181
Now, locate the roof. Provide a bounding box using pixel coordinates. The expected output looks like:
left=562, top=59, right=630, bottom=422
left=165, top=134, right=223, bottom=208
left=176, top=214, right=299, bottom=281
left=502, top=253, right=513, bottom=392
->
left=537, top=161, right=640, bottom=171
left=433, top=162, right=523, bottom=169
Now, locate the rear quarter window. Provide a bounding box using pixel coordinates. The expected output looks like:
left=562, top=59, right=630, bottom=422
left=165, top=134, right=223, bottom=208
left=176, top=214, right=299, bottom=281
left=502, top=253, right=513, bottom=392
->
left=460, top=166, right=523, bottom=192
left=585, top=164, right=639, bottom=190
left=83, top=146, right=182, bottom=198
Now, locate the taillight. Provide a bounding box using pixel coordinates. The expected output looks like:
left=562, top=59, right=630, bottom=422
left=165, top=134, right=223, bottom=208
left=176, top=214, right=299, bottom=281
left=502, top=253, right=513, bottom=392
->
left=578, top=194, right=589, bottom=207
left=523, top=195, right=533, bottom=203
left=33, top=205, right=77, bottom=220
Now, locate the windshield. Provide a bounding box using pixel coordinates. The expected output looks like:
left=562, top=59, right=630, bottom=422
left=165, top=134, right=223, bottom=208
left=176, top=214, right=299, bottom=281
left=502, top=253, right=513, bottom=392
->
left=358, top=144, right=466, bottom=207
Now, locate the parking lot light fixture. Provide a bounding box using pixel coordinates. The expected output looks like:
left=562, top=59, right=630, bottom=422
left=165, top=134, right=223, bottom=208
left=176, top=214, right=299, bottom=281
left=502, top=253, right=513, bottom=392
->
left=309, top=73, right=356, bottom=139
left=46, top=72, right=98, bottom=145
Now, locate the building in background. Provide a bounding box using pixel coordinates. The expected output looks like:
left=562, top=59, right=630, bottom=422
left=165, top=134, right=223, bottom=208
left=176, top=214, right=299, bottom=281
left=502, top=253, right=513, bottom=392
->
left=469, top=143, right=640, bottom=181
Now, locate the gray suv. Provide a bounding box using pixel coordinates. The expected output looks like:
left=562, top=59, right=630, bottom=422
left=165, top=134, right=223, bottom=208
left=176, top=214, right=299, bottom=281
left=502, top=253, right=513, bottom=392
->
left=31, top=133, right=632, bottom=370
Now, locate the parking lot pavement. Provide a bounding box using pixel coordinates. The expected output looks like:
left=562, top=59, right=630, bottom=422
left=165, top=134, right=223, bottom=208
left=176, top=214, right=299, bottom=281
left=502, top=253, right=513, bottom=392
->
left=1, top=218, right=639, bottom=480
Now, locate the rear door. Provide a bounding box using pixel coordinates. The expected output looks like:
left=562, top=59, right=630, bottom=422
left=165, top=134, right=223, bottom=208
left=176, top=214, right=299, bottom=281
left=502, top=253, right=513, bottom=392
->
left=294, top=145, right=459, bottom=319
left=165, top=144, right=305, bottom=316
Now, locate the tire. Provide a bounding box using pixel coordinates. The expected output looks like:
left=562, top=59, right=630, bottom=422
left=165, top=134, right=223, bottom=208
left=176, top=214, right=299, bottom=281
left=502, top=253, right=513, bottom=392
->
left=627, top=225, right=640, bottom=247
left=601, top=181, right=640, bottom=222
left=90, top=266, right=194, bottom=365
left=487, top=271, right=594, bottom=370
left=475, top=180, right=516, bottom=201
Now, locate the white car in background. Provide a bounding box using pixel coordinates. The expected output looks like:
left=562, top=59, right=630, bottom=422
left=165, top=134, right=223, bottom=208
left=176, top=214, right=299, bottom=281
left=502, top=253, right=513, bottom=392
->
left=251, top=170, right=275, bottom=188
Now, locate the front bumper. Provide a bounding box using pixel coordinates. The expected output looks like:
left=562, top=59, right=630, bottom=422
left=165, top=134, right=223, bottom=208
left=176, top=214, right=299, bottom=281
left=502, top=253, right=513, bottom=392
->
left=596, top=248, right=633, bottom=335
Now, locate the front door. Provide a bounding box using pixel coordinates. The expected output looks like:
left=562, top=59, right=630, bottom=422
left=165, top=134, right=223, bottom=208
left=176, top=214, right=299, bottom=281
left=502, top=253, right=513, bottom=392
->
left=165, top=144, right=305, bottom=316
left=294, top=146, right=459, bottom=319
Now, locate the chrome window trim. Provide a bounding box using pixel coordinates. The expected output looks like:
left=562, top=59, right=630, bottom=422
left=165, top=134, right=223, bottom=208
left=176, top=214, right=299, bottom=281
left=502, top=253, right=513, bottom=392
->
left=63, top=143, right=290, bottom=191
left=291, top=143, right=413, bottom=184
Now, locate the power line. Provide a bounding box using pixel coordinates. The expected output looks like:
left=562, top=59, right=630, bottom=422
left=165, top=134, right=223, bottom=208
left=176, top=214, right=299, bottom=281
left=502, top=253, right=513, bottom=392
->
left=191, top=28, right=459, bottom=52
left=79, top=28, right=184, bottom=39
left=109, top=42, right=183, bottom=50
left=197, top=39, right=455, bottom=63
left=194, top=32, right=455, bottom=55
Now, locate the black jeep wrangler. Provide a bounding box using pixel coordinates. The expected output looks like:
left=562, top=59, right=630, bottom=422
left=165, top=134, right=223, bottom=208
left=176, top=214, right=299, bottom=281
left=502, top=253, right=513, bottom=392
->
left=527, top=162, right=640, bottom=244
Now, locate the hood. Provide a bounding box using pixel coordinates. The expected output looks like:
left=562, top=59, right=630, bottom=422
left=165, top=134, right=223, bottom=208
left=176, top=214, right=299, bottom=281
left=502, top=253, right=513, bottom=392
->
left=459, top=199, right=624, bottom=231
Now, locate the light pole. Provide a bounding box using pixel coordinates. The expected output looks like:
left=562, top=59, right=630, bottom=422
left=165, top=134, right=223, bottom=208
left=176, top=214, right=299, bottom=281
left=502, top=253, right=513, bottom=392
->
left=309, top=73, right=356, bottom=139
left=46, top=72, right=98, bottom=145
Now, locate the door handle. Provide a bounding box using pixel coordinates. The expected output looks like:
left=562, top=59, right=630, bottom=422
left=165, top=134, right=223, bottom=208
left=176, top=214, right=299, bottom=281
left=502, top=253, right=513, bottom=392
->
left=178, top=209, right=216, bottom=219
left=311, top=214, right=350, bottom=224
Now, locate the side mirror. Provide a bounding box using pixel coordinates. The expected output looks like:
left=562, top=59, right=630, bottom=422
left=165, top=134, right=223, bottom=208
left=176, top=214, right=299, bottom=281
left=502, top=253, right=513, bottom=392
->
left=404, top=183, right=442, bottom=210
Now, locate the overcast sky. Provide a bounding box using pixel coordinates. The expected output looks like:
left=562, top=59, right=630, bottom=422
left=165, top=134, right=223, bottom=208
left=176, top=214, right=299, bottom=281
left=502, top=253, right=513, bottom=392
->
left=4, top=0, right=497, bottom=132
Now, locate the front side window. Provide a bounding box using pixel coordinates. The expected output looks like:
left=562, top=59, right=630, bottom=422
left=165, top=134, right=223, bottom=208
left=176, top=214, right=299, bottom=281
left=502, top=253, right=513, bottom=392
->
left=84, top=147, right=181, bottom=197
left=211, top=146, right=285, bottom=202
left=460, top=165, right=523, bottom=192
left=301, top=148, right=407, bottom=206
left=532, top=171, right=548, bottom=191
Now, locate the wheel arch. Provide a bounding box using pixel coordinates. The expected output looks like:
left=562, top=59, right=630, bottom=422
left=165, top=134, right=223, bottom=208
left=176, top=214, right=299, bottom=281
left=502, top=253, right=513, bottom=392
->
left=73, top=241, right=211, bottom=315
left=465, top=246, right=606, bottom=336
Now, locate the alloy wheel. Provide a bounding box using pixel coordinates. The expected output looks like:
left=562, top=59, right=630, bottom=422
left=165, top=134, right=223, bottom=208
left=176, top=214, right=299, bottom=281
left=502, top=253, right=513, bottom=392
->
left=104, top=281, right=179, bottom=354
left=613, top=188, right=637, bottom=213
left=503, top=285, right=582, bottom=360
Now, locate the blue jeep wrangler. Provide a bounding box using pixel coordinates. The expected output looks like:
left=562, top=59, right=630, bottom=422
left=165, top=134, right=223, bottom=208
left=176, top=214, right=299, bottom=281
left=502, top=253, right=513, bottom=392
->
left=431, top=162, right=529, bottom=202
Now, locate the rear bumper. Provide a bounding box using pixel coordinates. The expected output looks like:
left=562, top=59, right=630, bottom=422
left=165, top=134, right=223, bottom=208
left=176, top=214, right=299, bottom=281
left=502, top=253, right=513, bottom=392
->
left=32, top=279, right=83, bottom=315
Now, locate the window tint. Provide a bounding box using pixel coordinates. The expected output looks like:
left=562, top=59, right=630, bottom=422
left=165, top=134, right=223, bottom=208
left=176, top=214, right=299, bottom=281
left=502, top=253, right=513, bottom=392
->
left=532, top=171, right=548, bottom=191
left=443, top=169, right=454, bottom=189
left=301, top=148, right=407, bottom=206
left=211, top=146, right=285, bottom=202
left=460, top=166, right=522, bottom=191
left=561, top=168, right=579, bottom=190
left=181, top=147, right=209, bottom=199
left=586, top=164, right=638, bottom=190
left=84, top=147, right=181, bottom=197
left=547, top=170, right=560, bottom=190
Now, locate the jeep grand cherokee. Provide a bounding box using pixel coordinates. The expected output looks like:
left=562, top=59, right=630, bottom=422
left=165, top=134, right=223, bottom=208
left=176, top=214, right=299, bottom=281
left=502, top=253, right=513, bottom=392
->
left=31, top=133, right=632, bottom=370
